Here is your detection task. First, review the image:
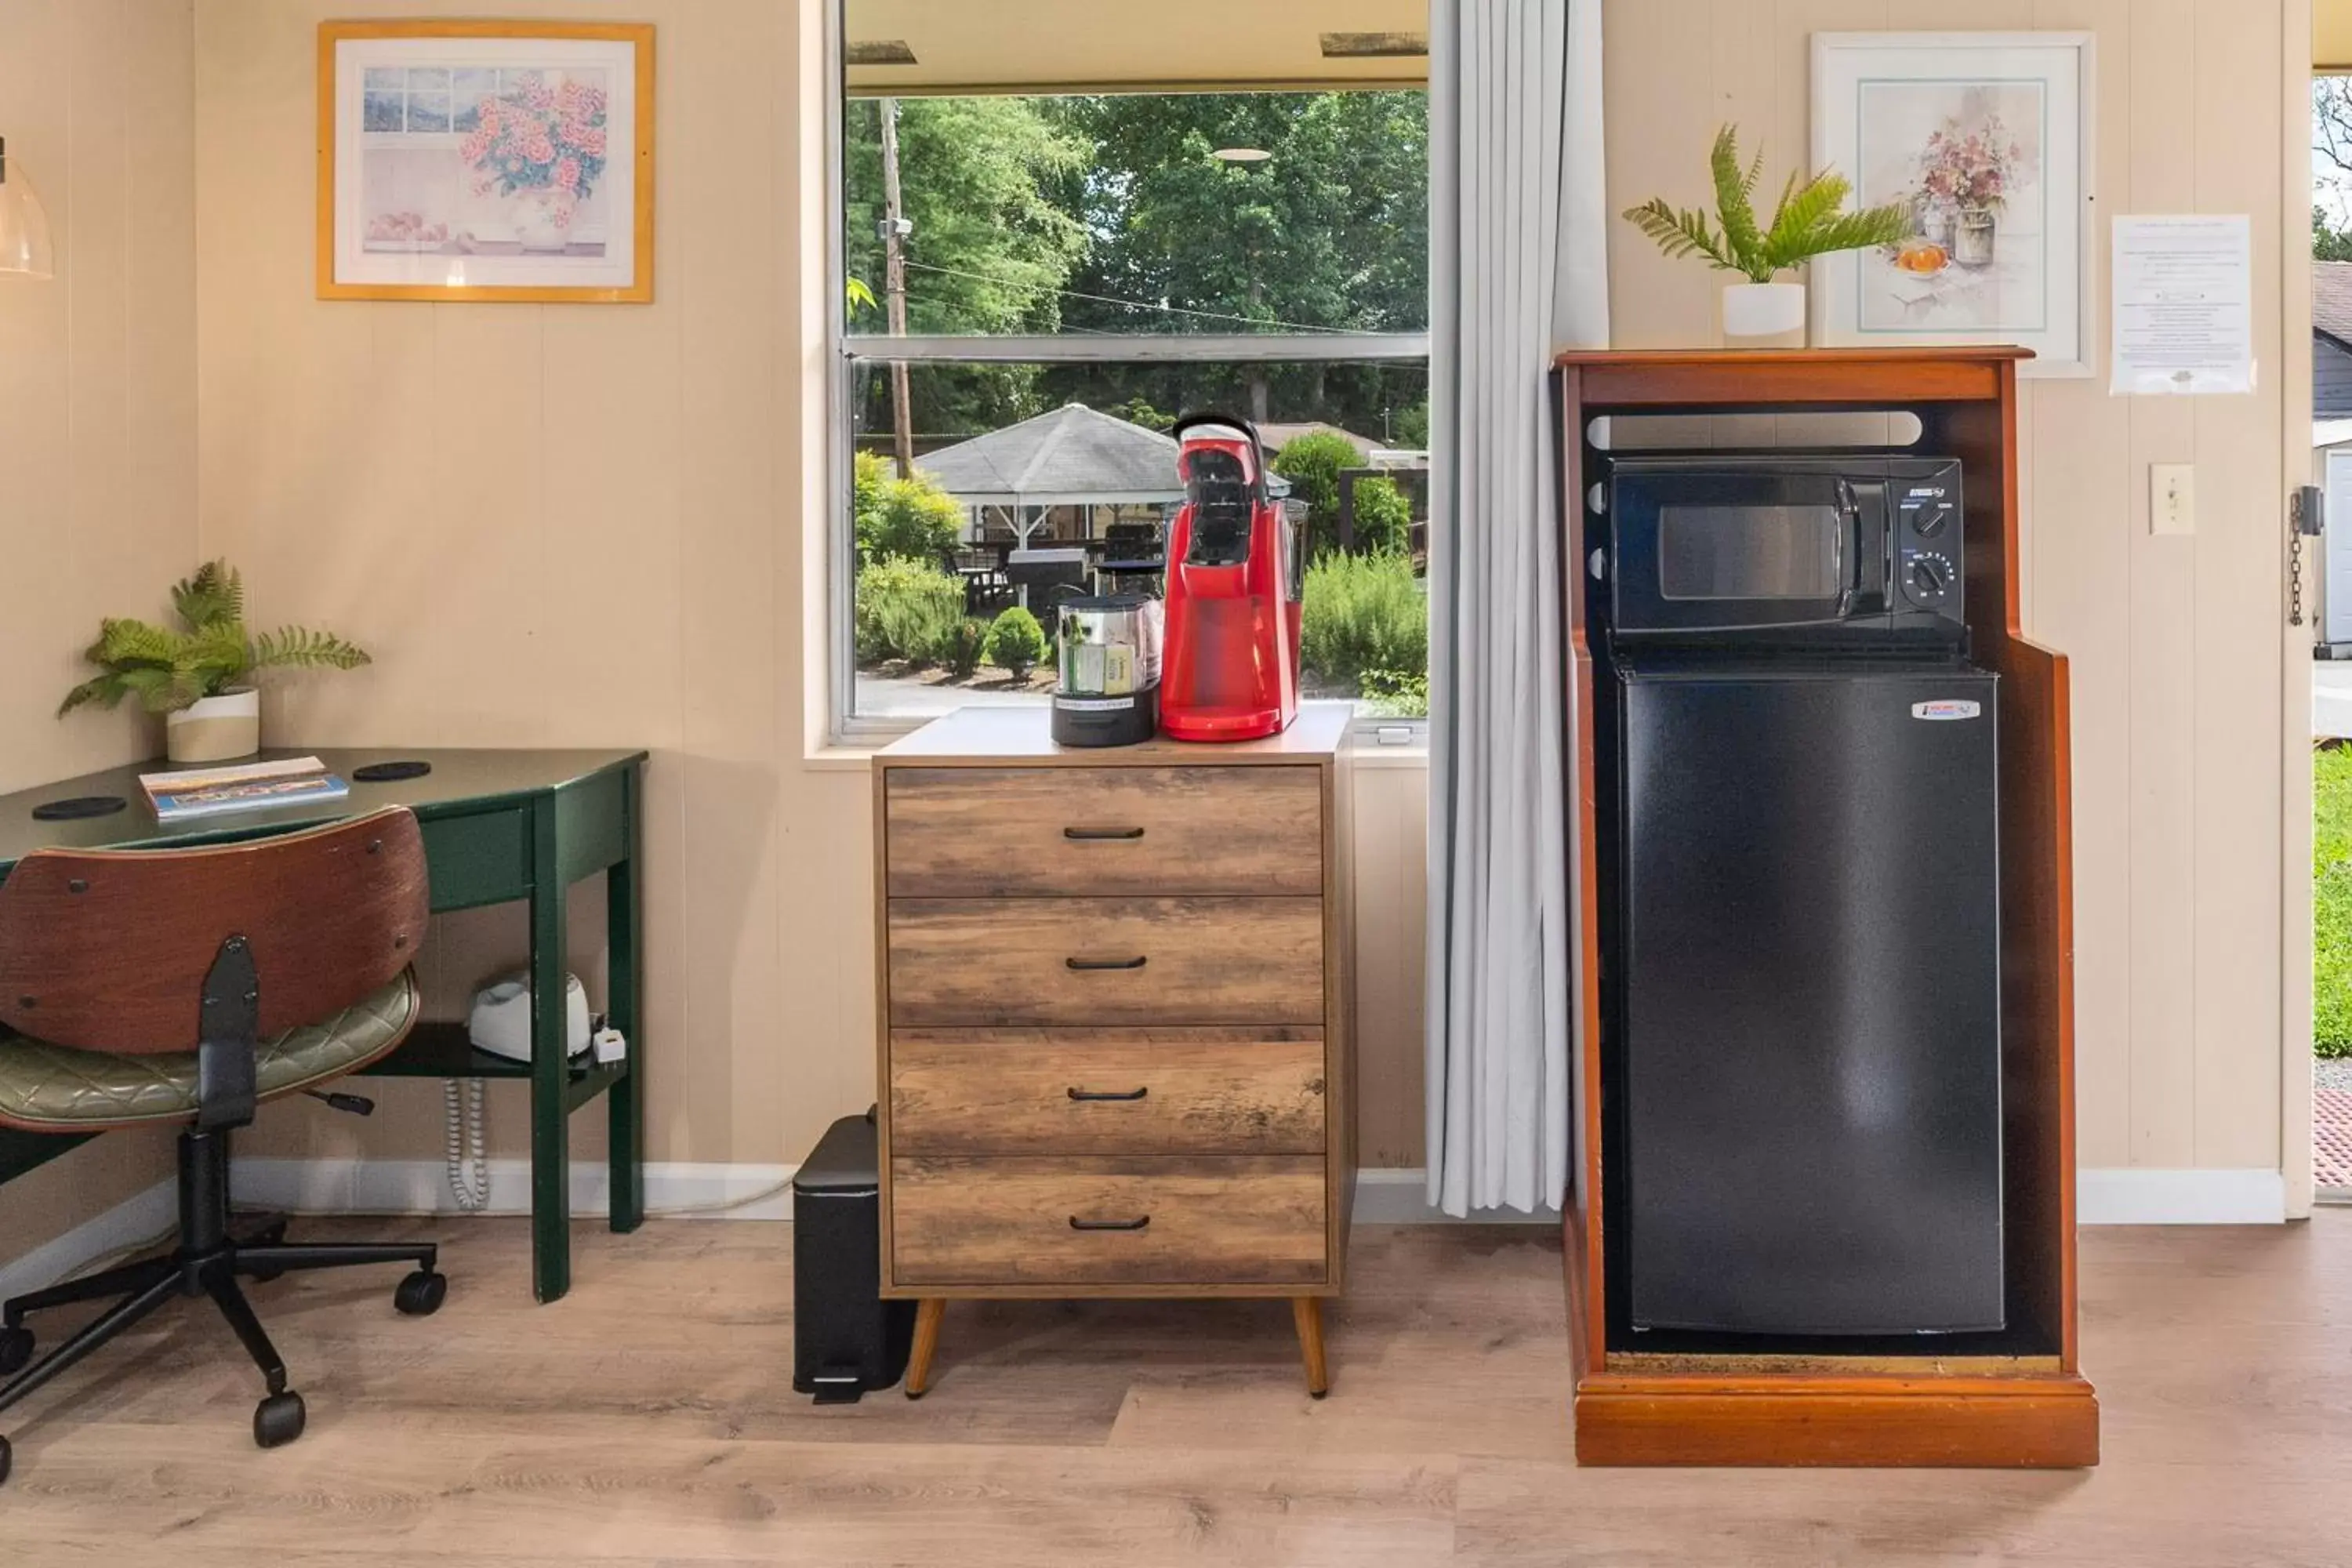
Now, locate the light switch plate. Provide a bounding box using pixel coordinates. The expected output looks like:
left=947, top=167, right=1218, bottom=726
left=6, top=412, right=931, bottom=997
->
left=2151, top=463, right=2195, bottom=535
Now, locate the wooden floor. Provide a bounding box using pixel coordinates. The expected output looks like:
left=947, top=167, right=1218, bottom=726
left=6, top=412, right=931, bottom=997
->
left=3, top=1214, right=2350, bottom=1565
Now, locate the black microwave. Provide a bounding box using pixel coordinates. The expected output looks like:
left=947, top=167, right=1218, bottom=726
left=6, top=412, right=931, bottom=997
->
left=1594, top=455, right=1965, bottom=642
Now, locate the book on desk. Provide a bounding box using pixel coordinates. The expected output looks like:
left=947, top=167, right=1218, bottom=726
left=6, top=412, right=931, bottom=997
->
left=138, top=756, right=350, bottom=823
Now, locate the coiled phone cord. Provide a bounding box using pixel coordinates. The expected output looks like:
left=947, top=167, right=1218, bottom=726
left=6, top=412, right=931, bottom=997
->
left=443, top=1076, right=491, bottom=1212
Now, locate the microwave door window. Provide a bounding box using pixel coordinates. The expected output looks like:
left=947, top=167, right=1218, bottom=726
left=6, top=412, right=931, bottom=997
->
left=1657, top=505, right=1842, bottom=601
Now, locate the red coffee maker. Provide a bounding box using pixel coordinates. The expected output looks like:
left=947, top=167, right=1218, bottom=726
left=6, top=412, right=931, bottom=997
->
left=1159, top=414, right=1306, bottom=742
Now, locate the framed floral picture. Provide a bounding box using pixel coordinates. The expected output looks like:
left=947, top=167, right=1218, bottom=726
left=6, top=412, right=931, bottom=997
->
left=318, top=20, right=653, bottom=303
left=1810, top=33, right=2094, bottom=376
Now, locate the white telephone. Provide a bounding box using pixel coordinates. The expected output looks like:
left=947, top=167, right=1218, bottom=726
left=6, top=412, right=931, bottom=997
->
left=466, top=972, right=593, bottom=1063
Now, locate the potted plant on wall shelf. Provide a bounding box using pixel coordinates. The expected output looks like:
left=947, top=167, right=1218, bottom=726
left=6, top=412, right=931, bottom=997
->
left=1625, top=125, right=1910, bottom=346
left=58, top=561, right=371, bottom=764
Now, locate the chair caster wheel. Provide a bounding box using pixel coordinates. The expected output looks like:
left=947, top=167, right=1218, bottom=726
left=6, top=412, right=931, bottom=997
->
left=394, top=1270, right=447, bottom=1317
left=254, top=1390, right=306, bottom=1449
left=0, top=1326, right=31, bottom=1375
left=0, top=1433, right=12, bottom=1486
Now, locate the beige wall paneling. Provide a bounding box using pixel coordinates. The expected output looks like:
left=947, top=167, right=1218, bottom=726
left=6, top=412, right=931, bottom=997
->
left=0, top=0, right=198, bottom=1266
left=1601, top=0, right=2297, bottom=1181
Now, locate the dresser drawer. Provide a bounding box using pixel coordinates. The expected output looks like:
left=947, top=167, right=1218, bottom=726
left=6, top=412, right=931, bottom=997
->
left=886, top=898, right=1323, bottom=1027
left=891, top=1028, right=1326, bottom=1156
left=884, top=766, right=1323, bottom=898
left=891, top=1156, right=1327, bottom=1287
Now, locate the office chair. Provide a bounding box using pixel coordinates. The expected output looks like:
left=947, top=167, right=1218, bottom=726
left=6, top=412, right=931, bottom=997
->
left=0, top=808, right=448, bottom=1484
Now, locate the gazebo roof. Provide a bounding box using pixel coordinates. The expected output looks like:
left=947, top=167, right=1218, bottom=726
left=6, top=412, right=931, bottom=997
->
left=915, top=404, right=1185, bottom=508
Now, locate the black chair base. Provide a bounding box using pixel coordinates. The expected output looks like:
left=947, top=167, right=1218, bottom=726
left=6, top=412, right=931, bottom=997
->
left=0, top=1128, right=445, bottom=1485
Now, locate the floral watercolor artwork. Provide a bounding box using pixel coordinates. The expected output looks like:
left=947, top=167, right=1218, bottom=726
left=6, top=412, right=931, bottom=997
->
left=321, top=24, right=651, bottom=302
left=1853, top=82, right=2048, bottom=336
left=1811, top=34, right=2092, bottom=376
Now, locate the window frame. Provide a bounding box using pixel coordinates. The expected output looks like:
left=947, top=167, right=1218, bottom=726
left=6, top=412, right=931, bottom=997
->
left=822, top=5, right=1433, bottom=746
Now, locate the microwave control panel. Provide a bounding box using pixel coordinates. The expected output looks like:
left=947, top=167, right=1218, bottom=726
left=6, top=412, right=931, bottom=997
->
left=1893, top=472, right=1964, bottom=618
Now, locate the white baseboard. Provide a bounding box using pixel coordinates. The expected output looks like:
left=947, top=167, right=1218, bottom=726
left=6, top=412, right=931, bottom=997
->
left=1351, top=1167, right=1562, bottom=1225
left=0, top=1179, right=177, bottom=1301
left=229, top=1158, right=798, bottom=1221
left=2077, top=1167, right=2288, bottom=1225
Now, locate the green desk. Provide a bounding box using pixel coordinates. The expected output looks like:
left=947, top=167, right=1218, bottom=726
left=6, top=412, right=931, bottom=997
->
left=0, top=747, right=648, bottom=1305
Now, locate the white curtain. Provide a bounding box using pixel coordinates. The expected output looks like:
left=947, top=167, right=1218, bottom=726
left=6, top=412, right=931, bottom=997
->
left=1425, top=0, right=1609, bottom=1217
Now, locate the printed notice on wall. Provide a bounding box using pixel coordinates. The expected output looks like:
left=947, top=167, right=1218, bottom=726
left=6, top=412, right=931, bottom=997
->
left=2111, top=216, right=2255, bottom=395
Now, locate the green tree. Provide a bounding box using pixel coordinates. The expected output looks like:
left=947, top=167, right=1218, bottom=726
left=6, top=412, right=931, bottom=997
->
left=2318, top=205, right=2352, bottom=263
left=844, top=96, right=1088, bottom=441
left=983, top=606, right=1049, bottom=679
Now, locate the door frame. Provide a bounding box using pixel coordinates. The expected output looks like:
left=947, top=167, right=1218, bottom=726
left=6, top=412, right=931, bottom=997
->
left=2286, top=0, right=2318, bottom=1219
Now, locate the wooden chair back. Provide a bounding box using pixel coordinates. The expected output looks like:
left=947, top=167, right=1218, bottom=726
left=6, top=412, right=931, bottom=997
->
left=0, top=808, right=428, bottom=1053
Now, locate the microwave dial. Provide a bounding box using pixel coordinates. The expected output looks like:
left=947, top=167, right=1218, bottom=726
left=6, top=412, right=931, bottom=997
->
left=1903, top=550, right=1957, bottom=605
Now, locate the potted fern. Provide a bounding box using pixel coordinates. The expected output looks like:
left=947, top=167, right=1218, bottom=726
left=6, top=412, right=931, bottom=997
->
left=1625, top=125, right=1911, bottom=345
left=59, top=561, right=371, bottom=764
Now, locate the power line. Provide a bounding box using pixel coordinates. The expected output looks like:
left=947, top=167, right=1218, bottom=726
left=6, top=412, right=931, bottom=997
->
left=898, top=258, right=1350, bottom=336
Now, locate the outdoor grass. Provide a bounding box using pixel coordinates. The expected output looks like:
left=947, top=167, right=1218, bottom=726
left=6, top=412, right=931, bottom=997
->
left=2316, top=745, right=2352, bottom=1058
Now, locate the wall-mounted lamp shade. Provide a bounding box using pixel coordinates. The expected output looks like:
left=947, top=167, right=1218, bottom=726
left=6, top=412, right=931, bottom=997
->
left=0, top=138, right=56, bottom=279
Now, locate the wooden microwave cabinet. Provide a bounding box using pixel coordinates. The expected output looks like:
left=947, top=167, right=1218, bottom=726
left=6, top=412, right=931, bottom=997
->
left=871, top=705, right=1356, bottom=1397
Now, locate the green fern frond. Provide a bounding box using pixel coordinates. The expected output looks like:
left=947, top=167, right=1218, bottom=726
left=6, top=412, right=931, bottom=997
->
left=1628, top=126, right=1904, bottom=283
left=93, top=618, right=189, bottom=668
left=1709, top=126, right=1764, bottom=277
left=250, top=626, right=371, bottom=672
left=1622, top=198, right=1734, bottom=271
left=112, top=666, right=194, bottom=714
left=56, top=675, right=126, bottom=717
left=170, top=559, right=244, bottom=631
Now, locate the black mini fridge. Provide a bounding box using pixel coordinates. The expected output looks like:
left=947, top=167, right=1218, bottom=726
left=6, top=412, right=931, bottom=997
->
left=1614, top=658, right=2005, bottom=1338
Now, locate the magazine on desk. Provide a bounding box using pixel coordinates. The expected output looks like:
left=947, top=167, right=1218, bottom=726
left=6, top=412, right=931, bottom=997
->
left=139, top=756, right=350, bottom=822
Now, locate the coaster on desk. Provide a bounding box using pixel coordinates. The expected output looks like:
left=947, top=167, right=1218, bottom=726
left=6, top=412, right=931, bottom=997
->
left=32, top=795, right=128, bottom=822
left=352, top=760, right=433, bottom=783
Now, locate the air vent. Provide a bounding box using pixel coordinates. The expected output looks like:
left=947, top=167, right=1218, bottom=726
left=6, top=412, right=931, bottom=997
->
left=1319, top=31, right=1428, bottom=59
left=846, top=39, right=918, bottom=66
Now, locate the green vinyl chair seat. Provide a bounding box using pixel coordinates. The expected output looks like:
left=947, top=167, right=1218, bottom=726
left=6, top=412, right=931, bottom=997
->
left=0, top=970, right=419, bottom=1133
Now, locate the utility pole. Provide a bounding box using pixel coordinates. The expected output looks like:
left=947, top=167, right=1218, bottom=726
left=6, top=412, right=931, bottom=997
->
left=878, top=98, right=916, bottom=479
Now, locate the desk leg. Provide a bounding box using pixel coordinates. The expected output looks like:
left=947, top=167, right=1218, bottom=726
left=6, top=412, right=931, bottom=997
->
left=529, top=800, right=572, bottom=1305
left=606, top=768, right=644, bottom=1234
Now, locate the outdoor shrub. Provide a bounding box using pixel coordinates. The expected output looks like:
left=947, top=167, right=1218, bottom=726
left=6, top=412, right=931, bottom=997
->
left=946, top=618, right=987, bottom=678
left=853, top=451, right=965, bottom=565
left=855, top=554, right=964, bottom=665
left=984, top=605, right=1049, bottom=678
left=1271, top=430, right=1358, bottom=542
left=2318, top=745, right=2352, bottom=1057
left=1361, top=667, right=1430, bottom=719
left=1352, top=475, right=1414, bottom=556
left=1301, top=550, right=1428, bottom=692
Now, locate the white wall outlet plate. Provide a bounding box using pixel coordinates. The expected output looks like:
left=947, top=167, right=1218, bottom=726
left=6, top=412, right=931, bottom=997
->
left=2151, top=463, right=2196, bottom=536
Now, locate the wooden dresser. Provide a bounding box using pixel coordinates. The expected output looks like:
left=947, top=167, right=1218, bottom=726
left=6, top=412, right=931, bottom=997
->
left=871, top=704, right=1354, bottom=1396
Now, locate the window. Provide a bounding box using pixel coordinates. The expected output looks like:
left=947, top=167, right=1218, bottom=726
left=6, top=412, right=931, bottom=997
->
left=830, top=2, right=1432, bottom=735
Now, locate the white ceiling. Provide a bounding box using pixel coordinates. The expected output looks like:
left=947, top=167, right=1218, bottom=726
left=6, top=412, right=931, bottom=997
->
left=845, top=0, right=1430, bottom=94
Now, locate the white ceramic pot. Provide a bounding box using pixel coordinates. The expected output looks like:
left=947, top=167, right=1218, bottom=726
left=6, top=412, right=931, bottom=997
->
left=165, top=688, right=261, bottom=764
left=1721, top=281, right=1807, bottom=347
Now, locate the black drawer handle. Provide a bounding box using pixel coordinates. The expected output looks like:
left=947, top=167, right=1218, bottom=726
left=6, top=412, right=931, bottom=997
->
left=1068, top=1085, right=1149, bottom=1102
left=1064, top=826, right=1146, bottom=841
left=1065, top=955, right=1147, bottom=971
left=1069, top=1214, right=1151, bottom=1232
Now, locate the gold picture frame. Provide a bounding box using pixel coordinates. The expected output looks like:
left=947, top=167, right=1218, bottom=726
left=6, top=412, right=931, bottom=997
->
left=317, top=20, right=655, bottom=303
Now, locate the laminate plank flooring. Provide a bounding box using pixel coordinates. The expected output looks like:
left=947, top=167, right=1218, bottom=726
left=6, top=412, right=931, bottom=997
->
left=2, top=1214, right=2349, bottom=1564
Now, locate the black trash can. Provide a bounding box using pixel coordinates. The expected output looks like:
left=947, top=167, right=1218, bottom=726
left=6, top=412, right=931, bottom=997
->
left=793, top=1109, right=914, bottom=1403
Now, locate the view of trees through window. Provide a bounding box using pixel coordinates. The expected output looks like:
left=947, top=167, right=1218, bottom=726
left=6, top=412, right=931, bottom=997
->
left=839, top=86, right=1432, bottom=724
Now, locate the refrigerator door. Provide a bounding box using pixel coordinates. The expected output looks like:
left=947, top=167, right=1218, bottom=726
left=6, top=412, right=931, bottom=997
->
left=1619, top=662, right=2004, bottom=1336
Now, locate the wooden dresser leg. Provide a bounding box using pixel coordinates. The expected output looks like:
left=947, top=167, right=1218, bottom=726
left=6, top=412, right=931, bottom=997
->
left=905, top=1298, right=946, bottom=1399
left=1291, top=1296, right=1330, bottom=1399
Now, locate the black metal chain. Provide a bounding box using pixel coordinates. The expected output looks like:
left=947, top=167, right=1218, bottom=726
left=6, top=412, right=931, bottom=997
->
left=2292, top=528, right=2307, bottom=627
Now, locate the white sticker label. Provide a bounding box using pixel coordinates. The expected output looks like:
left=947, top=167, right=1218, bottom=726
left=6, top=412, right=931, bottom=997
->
left=1911, top=699, right=1982, bottom=721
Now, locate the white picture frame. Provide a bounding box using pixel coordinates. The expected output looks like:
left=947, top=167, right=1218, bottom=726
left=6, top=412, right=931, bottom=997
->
left=1810, top=32, right=2095, bottom=377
